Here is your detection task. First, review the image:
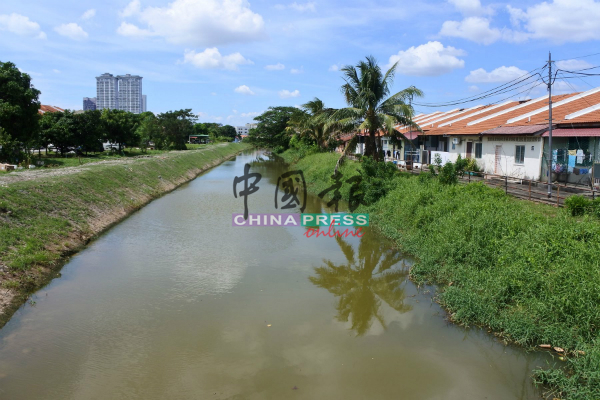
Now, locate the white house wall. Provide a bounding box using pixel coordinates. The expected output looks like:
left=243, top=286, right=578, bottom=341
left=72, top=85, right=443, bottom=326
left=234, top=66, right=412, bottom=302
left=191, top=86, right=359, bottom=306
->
left=446, top=135, right=543, bottom=180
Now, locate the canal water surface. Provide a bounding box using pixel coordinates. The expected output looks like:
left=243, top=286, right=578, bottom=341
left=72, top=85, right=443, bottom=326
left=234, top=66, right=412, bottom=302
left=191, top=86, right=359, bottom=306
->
left=0, top=151, right=548, bottom=399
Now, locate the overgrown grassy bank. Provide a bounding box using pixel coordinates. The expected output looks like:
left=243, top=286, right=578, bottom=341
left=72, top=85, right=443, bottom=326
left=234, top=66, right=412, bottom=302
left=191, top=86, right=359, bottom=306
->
left=0, top=143, right=249, bottom=325
left=285, top=151, right=600, bottom=400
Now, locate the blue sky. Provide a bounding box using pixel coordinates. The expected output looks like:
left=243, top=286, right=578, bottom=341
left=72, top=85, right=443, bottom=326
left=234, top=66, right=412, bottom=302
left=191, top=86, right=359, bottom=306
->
left=2, top=0, right=600, bottom=126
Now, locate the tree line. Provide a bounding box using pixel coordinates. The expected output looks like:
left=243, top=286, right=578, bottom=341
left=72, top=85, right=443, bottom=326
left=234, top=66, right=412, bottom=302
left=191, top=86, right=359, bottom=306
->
left=247, top=56, right=423, bottom=163
left=0, top=61, right=238, bottom=163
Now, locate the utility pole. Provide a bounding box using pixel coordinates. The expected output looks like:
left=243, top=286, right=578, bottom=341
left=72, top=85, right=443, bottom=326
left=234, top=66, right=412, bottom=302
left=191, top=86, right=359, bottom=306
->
left=547, top=52, right=553, bottom=198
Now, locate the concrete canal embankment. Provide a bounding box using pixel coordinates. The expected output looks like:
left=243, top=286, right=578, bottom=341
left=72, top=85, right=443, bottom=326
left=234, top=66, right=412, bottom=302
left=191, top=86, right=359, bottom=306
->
left=0, top=143, right=249, bottom=325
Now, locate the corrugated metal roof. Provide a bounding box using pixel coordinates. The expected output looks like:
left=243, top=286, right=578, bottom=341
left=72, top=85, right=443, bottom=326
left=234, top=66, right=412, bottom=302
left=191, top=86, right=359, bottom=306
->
left=541, top=128, right=600, bottom=137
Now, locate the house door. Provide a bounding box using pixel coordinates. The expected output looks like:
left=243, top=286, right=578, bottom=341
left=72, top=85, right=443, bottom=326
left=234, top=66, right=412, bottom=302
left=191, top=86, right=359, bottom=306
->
left=466, top=142, right=473, bottom=159
left=495, top=145, right=502, bottom=174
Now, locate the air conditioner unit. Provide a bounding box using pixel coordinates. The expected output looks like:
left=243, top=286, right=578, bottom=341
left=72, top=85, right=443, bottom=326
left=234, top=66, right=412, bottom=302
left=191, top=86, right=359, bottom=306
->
left=452, top=137, right=461, bottom=145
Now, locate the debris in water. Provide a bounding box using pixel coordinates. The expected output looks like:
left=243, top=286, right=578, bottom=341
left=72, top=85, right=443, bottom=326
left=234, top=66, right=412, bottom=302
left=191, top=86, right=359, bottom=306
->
left=267, top=324, right=272, bottom=327
left=539, top=344, right=552, bottom=349
left=554, top=347, right=565, bottom=353
left=292, top=386, right=298, bottom=390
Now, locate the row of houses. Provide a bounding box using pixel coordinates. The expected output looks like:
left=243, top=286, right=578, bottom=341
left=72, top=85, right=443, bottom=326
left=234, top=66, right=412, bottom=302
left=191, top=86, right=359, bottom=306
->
left=345, top=86, right=600, bottom=186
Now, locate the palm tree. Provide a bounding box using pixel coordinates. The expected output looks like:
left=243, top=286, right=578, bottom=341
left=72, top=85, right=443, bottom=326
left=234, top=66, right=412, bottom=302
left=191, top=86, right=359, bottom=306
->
left=287, top=98, right=336, bottom=150
left=309, top=233, right=412, bottom=336
left=329, top=56, right=423, bottom=163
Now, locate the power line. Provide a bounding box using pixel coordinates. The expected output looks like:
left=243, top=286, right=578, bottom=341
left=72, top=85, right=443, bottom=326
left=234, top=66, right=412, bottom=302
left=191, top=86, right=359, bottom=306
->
left=554, top=52, right=600, bottom=62
left=413, top=64, right=547, bottom=108
left=413, top=75, right=545, bottom=108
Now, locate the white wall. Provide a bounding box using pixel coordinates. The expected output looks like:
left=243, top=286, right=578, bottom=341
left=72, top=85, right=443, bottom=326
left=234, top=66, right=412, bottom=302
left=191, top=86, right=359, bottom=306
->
left=447, top=135, right=543, bottom=179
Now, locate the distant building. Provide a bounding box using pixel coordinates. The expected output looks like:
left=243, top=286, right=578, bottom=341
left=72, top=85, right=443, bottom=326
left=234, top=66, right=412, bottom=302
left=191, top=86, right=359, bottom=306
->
left=83, top=97, right=97, bottom=111
left=117, top=74, right=143, bottom=114
left=142, top=95, right=147, bottom=112
left=96, top=73, right=118, bottom=110
left=95, top=73, right=145, bottom=114
left=246, top=123, right=257, bottom=129
left=235, top=126, right=250, bottom=136
left=38, top=105, right=65, bottom=115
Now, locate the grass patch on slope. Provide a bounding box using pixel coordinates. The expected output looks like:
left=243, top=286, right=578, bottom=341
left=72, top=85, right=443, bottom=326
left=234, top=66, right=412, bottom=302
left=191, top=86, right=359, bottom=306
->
left=286, top=150, right=600, bottom=400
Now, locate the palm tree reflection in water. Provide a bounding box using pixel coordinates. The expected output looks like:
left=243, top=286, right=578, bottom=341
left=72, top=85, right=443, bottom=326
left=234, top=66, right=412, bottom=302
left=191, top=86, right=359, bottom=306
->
left=309, top=233, right=412, bottom=336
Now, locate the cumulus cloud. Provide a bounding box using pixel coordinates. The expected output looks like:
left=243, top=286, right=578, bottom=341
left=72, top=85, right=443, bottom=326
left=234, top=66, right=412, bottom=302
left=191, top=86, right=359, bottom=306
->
left=117, top=0, right=265, bottom=46
left=120, top=0, right=141, bottom=17
left=290, top=67, right=303, bottom=74
left=440, top=17, right=501, bottom=45
left=465, top=66, right=528, bottom=83
left=182, top=48, right=253, bottom=71
left=468, top=85, right=479, bottom=92
left=328, top=64, right=339, bottom=72
left=507, top=0, right=600, bottom=43
left=53, top=69, right=61, bottom=74
left=556, top=59, right=594, bottom=70
left=388, top=41, right=465, bottom=76
left=54, top=23, right=88, bottom=40
left=234, top=85, right=255, bottom=95
left=116, top=22, right=154, bottom=38
left=265, top=63, right=285, bottom=70
left=0, top=13, right=46, bottom=39
left=279, top=89, right=300, bottom=98
left=241, top=111, right=260, bottom=117
left=81, top=9, right=96, bottom=20
left=448, top=0, right=492, bottom=15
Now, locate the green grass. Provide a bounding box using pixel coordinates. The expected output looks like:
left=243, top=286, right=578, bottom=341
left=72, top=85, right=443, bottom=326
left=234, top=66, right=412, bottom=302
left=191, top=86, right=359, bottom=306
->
left=21, top=148, right=170, bottom=169
left=0, top=143, right=249, bottom=299
left=285, top=150, right=600, bottom=400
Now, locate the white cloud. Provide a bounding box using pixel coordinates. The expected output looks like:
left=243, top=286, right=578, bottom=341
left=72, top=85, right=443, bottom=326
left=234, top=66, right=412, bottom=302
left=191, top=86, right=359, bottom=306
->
left=53, top=69, right=61, bottom=74
left=211, top=92, right=217, bottom=96
left=197, top=111, right=208, bottom=118
left=117, top=0, right=265, bottom=46
left=265, top=63, right=285, bottom=70
left=290, top=66, right=303, bottom=74
left=81, top=9, right=96, bottom=20
left=116, top=22, right=154, bottom=38
left=234, top=85, right=255, bottom=95
left=465, top=66, right=528, bottom=83
left=328, top=64, right=339, bottom=72
left=468, top=85, right=479, bottom=92
left=388, top=41, right=466, bottom=76
left=279, top=89, right=300, bottom=98
left=241, top=111, right=260, bottom=117
left=556, top=59, right=594, bottom=70
left=120, top=0, right=141, bottom=18
left=54, top=23, right=88, bottom=40
left=0, top=13, right=46, bottom=39
left=275, top=2, right=316, bottom=12
left=182, top=48, right=253, bottom=71
left=507, top=0, right=600, bottom=44
left=448, top=0, right=492, bottom=16
left=439, top=17, right=501, bottom=45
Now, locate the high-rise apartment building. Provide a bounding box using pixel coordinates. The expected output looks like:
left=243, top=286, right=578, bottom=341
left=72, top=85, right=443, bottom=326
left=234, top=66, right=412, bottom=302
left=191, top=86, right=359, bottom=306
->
left=117, top=74, right=143, bottom=114
left=83, top=97, right=97, bottom=111
left=95, top=73, right=146, bottom=114
left=96, top=73, right=118, bottom=110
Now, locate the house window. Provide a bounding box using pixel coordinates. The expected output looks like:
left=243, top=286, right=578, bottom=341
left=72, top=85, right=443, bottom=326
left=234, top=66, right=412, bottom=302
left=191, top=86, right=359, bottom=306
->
left=475, top=143, right=482, bottom=158
left=515, top=145, right=525, bottom=164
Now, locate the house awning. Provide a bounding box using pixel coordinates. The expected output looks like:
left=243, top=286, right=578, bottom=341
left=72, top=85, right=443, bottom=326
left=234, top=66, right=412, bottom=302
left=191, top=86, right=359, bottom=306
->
left=542, top=128, right=600, bottom=137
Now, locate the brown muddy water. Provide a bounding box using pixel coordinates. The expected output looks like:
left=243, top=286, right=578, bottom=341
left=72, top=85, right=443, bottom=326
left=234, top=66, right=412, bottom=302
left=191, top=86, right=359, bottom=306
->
left=0, top=151, right=550, bottom=399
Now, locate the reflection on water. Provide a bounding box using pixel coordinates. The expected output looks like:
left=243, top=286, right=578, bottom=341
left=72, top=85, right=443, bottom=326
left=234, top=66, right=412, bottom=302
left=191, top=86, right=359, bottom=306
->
left=0, top=150, right=551, bottom=400
left=310, top=234, right=411, bottom=336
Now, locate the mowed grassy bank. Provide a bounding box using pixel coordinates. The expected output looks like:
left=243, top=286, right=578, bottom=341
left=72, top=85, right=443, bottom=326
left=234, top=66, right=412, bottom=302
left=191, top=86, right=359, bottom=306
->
left=0, top=143, right=249, bottom=323
left=286, top=151, right=600, bottom=399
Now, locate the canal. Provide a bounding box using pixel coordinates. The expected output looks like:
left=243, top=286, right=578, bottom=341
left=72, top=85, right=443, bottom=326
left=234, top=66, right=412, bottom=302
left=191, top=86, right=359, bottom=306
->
left=0, top=150, right=548, bottom=399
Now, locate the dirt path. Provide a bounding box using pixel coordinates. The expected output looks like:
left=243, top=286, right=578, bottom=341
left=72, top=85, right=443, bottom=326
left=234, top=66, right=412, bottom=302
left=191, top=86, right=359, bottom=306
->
left=0, top=145, right=228, bottom=185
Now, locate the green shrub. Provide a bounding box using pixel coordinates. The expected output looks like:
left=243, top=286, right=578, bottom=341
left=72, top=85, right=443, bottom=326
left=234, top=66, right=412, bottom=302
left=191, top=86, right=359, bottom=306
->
left=565, top=195, right=592, bottom=216
left=438, top=161, right=458, bottom=185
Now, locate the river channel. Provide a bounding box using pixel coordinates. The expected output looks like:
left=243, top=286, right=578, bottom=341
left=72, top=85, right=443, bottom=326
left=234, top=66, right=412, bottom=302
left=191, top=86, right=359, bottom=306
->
left=0, top=150, right=549, bottom=399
